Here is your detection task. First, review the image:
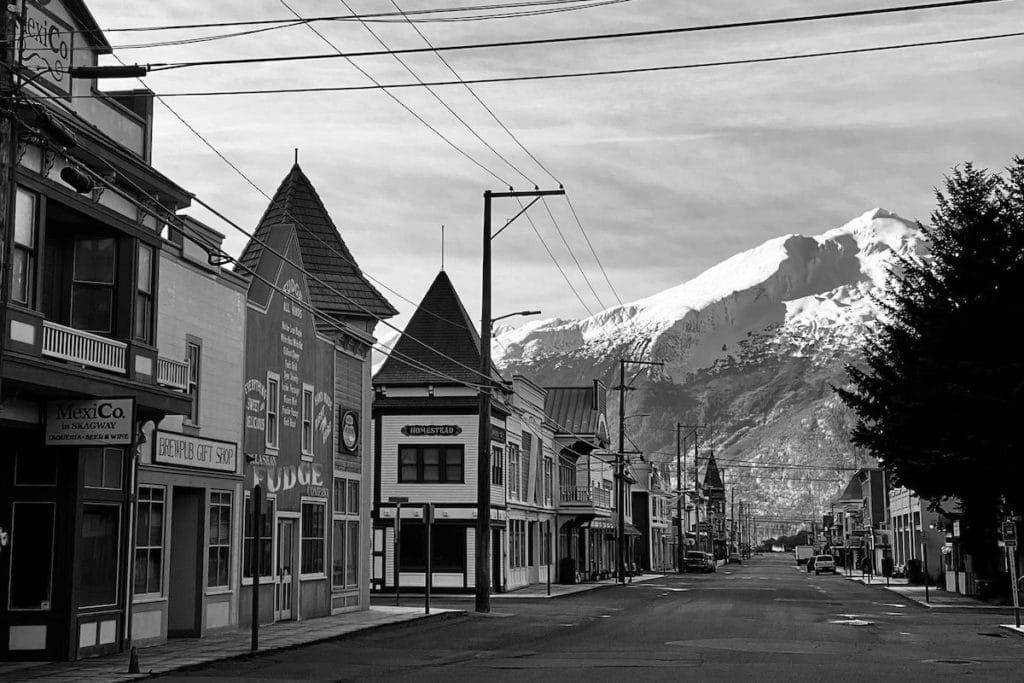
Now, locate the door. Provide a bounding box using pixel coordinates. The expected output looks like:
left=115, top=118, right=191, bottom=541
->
left=492, top=528, right=502, bottom=592
left=168, top=488, right=203, bottom=637
left=276, top=519, right=294, bottom=621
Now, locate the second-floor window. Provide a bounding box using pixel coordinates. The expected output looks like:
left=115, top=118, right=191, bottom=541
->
left=186, top=341, right=201, bottom=425
left=398, top=445, right=464, bottom=483
left=71, top=237, right=117, bottom=333
left=543, top=458, right=553, bottom=505
left=507, top=444, right=520, bottom=500
left=266, top=373, right=279, bottom=448
left=301, top=385, right=313, bottom=457
left=491, top=446, right=503, bottom=486
left=12, top=187, right=38, bottom=306
left=134, top=243, right=153, bottom=343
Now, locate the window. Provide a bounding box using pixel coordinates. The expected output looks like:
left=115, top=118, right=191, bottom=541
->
left=71, top=237, right=117, bottom=333
left=332, top=478, right=360, bottom=589
left=510, top=520, right=526, bottom=568
left=490, top=446, right=503, bottom=486
left=83, top=447, right=123, bottom=490
left=12, top=187, right=38, bottom=306
left=398, top=445, right=464, bottom=483
left=301, top=385, right=313, bottom=456
left=398, top=525, right=464, bottom=572
left=543, top=458, right=553, bottom=506
left=507, top=444, right=520, bottom=500
left=134, top=243, right=153, bottom=343
left=7, top=502, right=54, bottom=610
left=80, top=504, right=121, bottom=607
left=243, top=496, right=274, bottom=578
left=266, top=373, right=279, bottom=448
left=208, top=491, right=231, bottom=588
left=520, top=432, right=533, bottom=502
left=134, top=487, right=164, bottom=595
left=186, top=341, right=201, bottom=425
left=301, top=502, right=326, bottom=575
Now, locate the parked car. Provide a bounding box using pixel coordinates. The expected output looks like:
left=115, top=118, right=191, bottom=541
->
left=812, top=555, right=837, bottom=574
left=727, top=552, right=742, bottom=565
left=683, top=551, right=716, bottom=573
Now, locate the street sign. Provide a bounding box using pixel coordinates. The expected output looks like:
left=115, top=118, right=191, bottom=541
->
left=388, top=497, right=409, bottom=503
left=1003, top=520, right=1018, bottom=543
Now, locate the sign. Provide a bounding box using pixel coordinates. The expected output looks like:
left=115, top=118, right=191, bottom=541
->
left=1003, top=520, right=1018, bottom=544
left=20, top=1, right=74, bottom=100
left=491, top=425, right=506, bottom=444
left=401, top=424, right=462, bottom=437
left=154, top=431, right=237, bottom=473
left=45, top=397, right=134, bottom=445
left=251, top=461, right=324, bottom=493
left=339, top=410, right=359, bottom=452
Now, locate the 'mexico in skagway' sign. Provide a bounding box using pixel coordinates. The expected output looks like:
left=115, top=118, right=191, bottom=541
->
left=401, top=424, right=462, bottom=437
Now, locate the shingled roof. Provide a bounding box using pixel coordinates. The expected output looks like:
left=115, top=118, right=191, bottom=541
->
left=703, top=452, right=725, bottom=490
left=236, top=164, right=396, bottom=320
left=373, top=270, right=502, bottom=388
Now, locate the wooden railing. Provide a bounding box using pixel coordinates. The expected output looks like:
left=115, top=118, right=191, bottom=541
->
left=157, top=357, right=189, bottom=390
left=42, top=321, right=126, bottom=374
left=559, top=485, right=612, bottom=509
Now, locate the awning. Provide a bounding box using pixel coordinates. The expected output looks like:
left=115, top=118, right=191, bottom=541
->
left=578, top=517, right=614, bottom=531
left=621, top=522, right=642, bottom=537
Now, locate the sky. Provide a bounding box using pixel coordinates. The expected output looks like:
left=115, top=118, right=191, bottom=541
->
left=81, top=0, right=1024, bottom=332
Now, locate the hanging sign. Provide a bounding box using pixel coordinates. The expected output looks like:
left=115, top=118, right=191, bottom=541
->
left=339, top=410, right=359, bottom=452
left=153, top=431, right=237, bottom=472
left=20, top=1, right=74, bottom=100
left=45, top=397, right=134, bottom=445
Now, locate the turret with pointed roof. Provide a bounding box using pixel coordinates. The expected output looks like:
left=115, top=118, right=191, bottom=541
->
left=237, top=164, right=396, bottom=327
left=374, top=270, right=503, bottom=389
left=703, top=451, right=725, bottom=491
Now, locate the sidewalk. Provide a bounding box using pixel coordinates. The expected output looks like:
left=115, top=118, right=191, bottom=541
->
left=842, top=572, right=1024, bottom=638
left=0, top=606, right=462, bottom=683
left=435, top=572, right=670, bottom=600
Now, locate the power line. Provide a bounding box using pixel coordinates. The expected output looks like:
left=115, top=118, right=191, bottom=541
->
left=96, top=29, right=1024, bottom=98
left=565, top=192, right=624, bottom=307
left=144, top=0, right=1013, bottom=72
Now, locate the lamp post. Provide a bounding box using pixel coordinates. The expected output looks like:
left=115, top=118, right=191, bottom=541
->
left=476, top=188, right=563, bottom=614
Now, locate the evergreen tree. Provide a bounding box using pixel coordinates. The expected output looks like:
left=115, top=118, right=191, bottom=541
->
left=836, top=158, right=1024, bottom=576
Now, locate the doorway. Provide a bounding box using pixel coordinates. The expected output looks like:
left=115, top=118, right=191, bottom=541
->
left=276, top=518, right=295, bottom=620
left=168, top=487, right=204, bottom=637
left=492, top=528, right=502, bottom=592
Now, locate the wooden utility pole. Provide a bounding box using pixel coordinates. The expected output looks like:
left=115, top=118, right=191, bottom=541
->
left=0, top=2, right=20, bottom=398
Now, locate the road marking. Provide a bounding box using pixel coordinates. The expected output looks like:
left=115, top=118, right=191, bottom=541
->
left=828, top=619, right=874, bottom=626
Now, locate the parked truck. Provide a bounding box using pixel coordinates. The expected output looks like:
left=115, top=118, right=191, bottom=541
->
left=795, top=545, right=815, bottom=565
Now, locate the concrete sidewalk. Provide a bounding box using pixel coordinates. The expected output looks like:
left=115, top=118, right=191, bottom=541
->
left=0, top=606, right=462, bottom=683
left=842, top=572, right=1019, bottom=612
left=430, top=572, right=670, bottom=600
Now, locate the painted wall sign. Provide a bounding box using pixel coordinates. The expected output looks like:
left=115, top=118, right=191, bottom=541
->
left=244, top=378, right=266, bottom=433
left=45, top=397, right=134, bottom=445
left=304, top=484, right=329, bottom=498
left=315, top=391, right=333, bottom=446
left=339, top=410, right=359, bottom=452
left=20, top=1, right=74, bottom=100
left=401, top=424, right=462, bottom=437
left=251, top=461, right=324, bottom=493
left=153, top=431, right=238, bottom=473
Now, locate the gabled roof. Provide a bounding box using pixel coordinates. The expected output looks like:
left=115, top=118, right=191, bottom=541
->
left=236, top=164, right=396, bottom=320
left=703, top=452, right=725, bottom=490
left=373, top=271, right=502, bottom=387
left=543, top=384, right=609, bottom=447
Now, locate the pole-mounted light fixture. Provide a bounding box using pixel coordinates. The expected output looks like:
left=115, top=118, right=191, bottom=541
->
left=490, top=310, right=541, bottom=328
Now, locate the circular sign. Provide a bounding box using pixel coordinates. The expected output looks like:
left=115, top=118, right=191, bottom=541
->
left=341, top=411, right=359, bottom=452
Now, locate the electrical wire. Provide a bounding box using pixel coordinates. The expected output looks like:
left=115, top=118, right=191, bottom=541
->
left=143, top=0, right=1014, bottom=72
left=565, top=192, right=624, bottom=307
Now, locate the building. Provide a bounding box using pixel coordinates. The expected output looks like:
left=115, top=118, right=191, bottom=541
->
left=235, top=164, right=393, bottom=624
left=0, top=0, right=196, bottom=659
left=371, top=270, right=510, bottom=593
left=887, top=486, right=943, bottom=585
left=832, top=467, right=888, bottom=572
left=128, top=217, right=247, bottom=646
left=702, top=452, right=727, bottom=560
left=544, top=382, right=617, bottom=582
left=631, top=460, right=673, bottom=572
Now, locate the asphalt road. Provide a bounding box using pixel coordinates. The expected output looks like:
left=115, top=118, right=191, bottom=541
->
left=157, top=554, right=1023, bottom=682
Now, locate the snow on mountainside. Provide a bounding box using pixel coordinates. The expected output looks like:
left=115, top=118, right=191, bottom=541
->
left=494, top=209, right=927, bottom=531
left=494, top=208, right=925, bottom=374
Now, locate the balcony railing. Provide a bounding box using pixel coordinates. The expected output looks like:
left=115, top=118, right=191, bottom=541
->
left=42, top=321, right=126, bottom=374
left=157, top=357, right=189, bottom=390
left=559, top=485, right=612, bottom=509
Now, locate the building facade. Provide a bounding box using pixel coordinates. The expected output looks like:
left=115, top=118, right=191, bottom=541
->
left=0, top=0, right=201, bottom=660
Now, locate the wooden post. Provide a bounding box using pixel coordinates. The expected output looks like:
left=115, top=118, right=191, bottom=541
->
left=251, top=484, right=262, bottom=651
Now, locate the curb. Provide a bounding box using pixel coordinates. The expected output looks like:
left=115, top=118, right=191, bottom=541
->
left=997, top=624, right=1024, bottom=638
left=143, top=610, right=466, bottom=679
left=845, top=575, right=1019, bottom=614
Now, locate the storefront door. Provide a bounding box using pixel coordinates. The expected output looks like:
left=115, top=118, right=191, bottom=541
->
left=276, top=519, right=295, bottom=620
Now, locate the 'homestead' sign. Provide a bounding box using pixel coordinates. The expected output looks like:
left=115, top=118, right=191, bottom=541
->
left=45, top=398, right=134, bottom=445
left=401, top=424, right=462, bottom=437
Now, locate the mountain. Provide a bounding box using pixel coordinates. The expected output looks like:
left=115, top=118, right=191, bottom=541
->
left=494, top=208, right=928, bottom=534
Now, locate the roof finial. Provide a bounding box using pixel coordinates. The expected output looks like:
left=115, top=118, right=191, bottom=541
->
left=294, top=148, right=299, bottom=165
left=441, top=224, right=445, bottom=271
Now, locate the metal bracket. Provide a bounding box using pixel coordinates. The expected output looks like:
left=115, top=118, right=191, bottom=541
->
left=41, top=148, right=55, bottom=178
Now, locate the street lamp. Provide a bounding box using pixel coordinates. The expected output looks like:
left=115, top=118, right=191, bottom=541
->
left=490, top=310, right=541, bottom=327
left=477, top=188, right=563, bottom=614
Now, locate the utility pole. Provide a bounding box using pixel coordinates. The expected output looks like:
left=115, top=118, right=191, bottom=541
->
left=675, top=424, right=685, bottom=572
left=678, top=425, right=703, bottom=553
left=476, top=187, right=563, bottom=614
left=615, top=358, right=662, bottom=584
left=0, top=1, right=21, bottom=399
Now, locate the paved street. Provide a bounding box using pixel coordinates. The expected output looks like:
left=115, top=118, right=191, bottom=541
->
left=154, top=554, right=1022, bottom=682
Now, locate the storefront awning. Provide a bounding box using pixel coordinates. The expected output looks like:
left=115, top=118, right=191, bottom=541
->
left=578, top=517, right=615, bottom=531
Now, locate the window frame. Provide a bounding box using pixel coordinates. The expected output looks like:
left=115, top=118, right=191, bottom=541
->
left=507, top=443, right=520, bottom=500
left=7, top=501, right=55, bottom=611
left=242, top=494, right=275, bottom=582
left=70, top=236, right=118, bottom=334
left=265, top=371, right=280, bottom=449
left=300, top=500, right=327, bottom=578
left=397, top=444, right=465, bottom=484
left=12, top=186, right=39, bottom=306
left=332, top=477, right=360, bottom=590
left=133, top=485, right=165, bottom=597
left=543, top=457, right=553, bottom=506
left=207, top=490, right=232, bottom=590
left=185, top=339, right=201, bottom=426
left=133, top=241, right=154, bottom=343
left=490, top=445, right=503, bottom=486
left=300, top=383, right=314, bottom=458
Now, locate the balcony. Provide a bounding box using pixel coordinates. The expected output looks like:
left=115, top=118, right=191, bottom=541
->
left=42, top=320, right=127, bottom=373
left=157, top=357, right=189, bottom=390
left=559, top=485, right=613, bottom=514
